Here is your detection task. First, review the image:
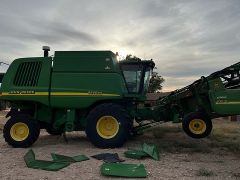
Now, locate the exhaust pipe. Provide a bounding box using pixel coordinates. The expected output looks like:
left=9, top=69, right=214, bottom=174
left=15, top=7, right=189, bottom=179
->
left=42, top=46, right=50, bottom=57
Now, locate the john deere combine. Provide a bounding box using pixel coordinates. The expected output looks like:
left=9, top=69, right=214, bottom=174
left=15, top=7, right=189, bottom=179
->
left=0, top=46, right=239, bottom=148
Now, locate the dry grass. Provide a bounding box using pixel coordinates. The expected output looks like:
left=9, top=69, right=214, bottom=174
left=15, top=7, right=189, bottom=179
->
left=196, top=168, right=215, bottom=177
left=232, top=172, right=240, bottom=178
left=149, top=119, right=240, bottom=154
left=209, top=121, right=240, bottom=153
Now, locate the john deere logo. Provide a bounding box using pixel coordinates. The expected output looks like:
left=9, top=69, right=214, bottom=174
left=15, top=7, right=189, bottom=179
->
left=88, top=91, right=103, bottom=95
left=9, top=90, right=35, bottom=94
left=105, top=66, right=111, bottom=70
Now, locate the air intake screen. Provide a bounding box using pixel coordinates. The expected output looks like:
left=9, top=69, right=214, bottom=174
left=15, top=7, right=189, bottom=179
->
left=14, top=62, right=42, bottom=86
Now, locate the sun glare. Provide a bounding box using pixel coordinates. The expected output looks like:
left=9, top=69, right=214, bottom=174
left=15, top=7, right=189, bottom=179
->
left=117, top=49, right=128, bottom=60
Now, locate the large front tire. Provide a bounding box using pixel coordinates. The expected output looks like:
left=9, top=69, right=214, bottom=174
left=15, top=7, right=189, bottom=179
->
left=3, top=115, right=40, bottom=148
left=85, top=103, right=131, bottom=148
left=182, top=112, right=212, bottom=139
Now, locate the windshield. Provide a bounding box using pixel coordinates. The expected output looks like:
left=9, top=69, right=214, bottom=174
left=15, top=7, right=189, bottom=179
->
left=121, top=64, right=143, bottom=93
left=143, top=68, right=152, bottom=93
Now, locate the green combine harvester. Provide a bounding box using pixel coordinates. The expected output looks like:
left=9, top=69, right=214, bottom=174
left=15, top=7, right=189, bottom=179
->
left=0, top=46, right=239, bottom=148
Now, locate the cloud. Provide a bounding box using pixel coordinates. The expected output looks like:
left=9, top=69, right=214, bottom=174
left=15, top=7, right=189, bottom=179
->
left=0, top=15, right=98, bottom=44
left=28, top=22, right=98, bottom=44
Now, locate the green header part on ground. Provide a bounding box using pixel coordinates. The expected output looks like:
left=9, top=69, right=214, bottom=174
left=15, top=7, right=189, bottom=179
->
left=24, top=149, right=70, bottom=171
left=100, top=163, right=147, bottom=178
left=143, top=143, right=160, bottom=161
left=51, top=153, right=89, bottom=163
left=124, top=149, right=149, bottom=159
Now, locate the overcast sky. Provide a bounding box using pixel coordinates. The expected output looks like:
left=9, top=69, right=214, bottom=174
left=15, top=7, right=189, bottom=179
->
left=0, top=0, right=240, bottom=91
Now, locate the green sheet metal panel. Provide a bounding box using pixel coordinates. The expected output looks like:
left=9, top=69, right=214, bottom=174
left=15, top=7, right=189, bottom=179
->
left=124, top=149, right=148, bottom=159
left=51, top=153, right=89, bottom=163
left=209, top=89, right=240, bottom=115
left=142, top=143, right=160, bottom=161
left=101, top=163, right=147, bottom=178
left=50, top=50, right=127, bottom=108
left=24, top=149, right=70, bottom=171
left=50, top=72, right=125, bottom=108
left=72, top=155, right=89, bottom=162
left=91, top=153, right=124, bottom=163
left=0, top=57, right=52, bottom=106
left=53, top=51, right=119, bottom=72
left=26, top=160, right=70, bottom=171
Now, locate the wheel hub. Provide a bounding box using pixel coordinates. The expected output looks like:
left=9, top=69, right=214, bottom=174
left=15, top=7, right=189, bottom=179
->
left=10, top=122, right=29, bottom=141
left=189, top=119, right=206, bottom=135
left=96, top=116, right=119, bottom=139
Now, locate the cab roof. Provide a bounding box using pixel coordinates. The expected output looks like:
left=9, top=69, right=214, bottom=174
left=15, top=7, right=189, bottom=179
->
left=119, top=59, right=155, bottom=69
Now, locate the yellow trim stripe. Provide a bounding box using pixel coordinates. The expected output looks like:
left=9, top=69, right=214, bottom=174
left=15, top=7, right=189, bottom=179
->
left=1, top=92, right=120, bottom=97
left=1, top=92, right=48, bottom=96
left=216, top=102, right=240, bottom=105
left=51, top=92, right=120, bottom=96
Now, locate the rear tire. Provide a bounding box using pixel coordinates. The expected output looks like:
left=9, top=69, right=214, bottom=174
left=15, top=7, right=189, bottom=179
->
left=85, top=103, right=131, bottom=148
left=3, top=114, right=40, bottom=148
left=182, top=112, right=212, bottom=139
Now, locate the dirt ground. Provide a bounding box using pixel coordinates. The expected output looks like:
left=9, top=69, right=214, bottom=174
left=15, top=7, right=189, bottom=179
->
left=0, top=111, right=240, bottom=180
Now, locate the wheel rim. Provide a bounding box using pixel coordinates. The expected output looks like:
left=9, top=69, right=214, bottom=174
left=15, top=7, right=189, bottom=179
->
left=10, top=122, right=29, bottom=141
left=189, top=119, right=207, bottom=135
left=96, top=116, right=119, bottom=139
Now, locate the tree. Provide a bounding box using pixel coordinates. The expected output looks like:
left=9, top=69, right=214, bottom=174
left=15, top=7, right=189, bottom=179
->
left=125, top=54, right=141, bottom=61
left=148, top=72, right=165, bottom=93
